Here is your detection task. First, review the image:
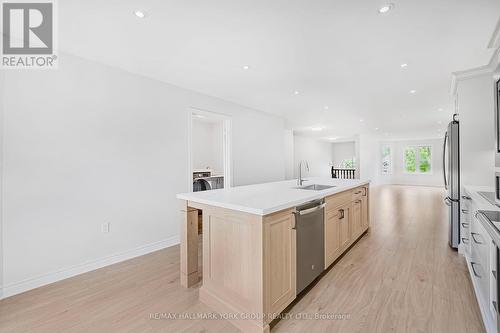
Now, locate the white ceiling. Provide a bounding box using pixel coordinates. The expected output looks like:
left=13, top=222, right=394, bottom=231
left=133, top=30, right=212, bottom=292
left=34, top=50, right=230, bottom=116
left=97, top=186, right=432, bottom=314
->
left=58, top=0, right=500, bottom=140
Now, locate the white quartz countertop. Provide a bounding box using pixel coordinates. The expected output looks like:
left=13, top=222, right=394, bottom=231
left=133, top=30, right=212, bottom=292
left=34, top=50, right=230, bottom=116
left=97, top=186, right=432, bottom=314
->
left=177, top=178, right=370, bottom=215
left=464, top=185, right=500, bottom=211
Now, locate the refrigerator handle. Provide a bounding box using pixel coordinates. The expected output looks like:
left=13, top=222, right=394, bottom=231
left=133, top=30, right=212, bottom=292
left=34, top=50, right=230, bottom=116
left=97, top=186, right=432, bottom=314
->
left=442, top=131, right=448, bottom=190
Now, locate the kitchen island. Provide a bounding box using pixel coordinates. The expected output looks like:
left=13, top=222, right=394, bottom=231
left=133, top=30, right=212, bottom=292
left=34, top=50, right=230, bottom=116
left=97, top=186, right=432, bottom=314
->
left=176, top=178, right=370, bottom=333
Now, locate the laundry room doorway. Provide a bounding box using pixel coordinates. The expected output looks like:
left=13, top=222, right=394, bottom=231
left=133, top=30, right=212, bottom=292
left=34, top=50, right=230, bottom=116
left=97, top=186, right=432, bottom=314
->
left=188, top=108, right=232, bottom=193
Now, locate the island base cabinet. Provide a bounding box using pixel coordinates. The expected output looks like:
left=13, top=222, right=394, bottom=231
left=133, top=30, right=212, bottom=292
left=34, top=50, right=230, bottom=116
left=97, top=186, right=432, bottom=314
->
left=361, top=186, right=369, bottom=231
left=263, top=209, right=296, bottom=318
left=325, top=209, right=342, bottom=268
left=198, top=205, right=269, bottom=333
left=195, top=204, right=296, bottom=333
left=324, top=186, right=369, bottom=269
left=351, top=199, right=363, bottom=241
left=339, top=205, right=351, bottom=250
left=186, top=184, right=369, bottom=333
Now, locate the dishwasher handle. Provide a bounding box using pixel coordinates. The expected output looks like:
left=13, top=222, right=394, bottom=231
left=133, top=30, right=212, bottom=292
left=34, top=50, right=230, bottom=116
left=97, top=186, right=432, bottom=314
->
left=295, top=203, right=326, bottom=216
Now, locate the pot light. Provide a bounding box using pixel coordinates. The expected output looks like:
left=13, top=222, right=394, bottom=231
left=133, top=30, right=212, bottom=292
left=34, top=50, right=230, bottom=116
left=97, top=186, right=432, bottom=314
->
left=294, top=90, right=300, bottom=95
left=324, top=106, right=329, bottom=110
left=438, top=108, right=443, bottom=112
left=375, top=127, right=379, bottom=130
left=410, top=90, right=416, bottom=94
left=242, top=65, right=250, bottom=70
left=378, top=3, right=394, bottom=14
left=359, top=119, right=364, bottom=122
left=400, top=63, right=408, bottom=68
left=134, top=10, right=146, bottom=18
left=311, top=127, right=323, bottom=131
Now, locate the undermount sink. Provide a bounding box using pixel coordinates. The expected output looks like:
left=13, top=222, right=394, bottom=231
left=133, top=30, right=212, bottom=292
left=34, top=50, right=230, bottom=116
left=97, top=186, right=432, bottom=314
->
left=295, top=184, right=336, bottom=191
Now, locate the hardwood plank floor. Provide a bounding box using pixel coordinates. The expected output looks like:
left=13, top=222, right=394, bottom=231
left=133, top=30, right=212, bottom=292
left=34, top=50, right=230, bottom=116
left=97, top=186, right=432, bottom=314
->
left=0, top=185, right=484, bottom=333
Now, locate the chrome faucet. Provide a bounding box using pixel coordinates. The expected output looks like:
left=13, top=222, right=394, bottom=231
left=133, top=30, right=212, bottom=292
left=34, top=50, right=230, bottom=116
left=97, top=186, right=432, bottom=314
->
left=297, top=160, right=309, bottom=186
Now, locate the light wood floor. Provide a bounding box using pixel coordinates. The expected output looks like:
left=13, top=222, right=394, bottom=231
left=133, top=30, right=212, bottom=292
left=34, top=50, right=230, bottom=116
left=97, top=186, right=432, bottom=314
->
left=0, top=185, right=485, bottom=333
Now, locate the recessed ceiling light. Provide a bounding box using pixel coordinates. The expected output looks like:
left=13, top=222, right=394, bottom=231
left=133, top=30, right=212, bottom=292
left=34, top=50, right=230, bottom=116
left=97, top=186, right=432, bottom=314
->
left=294, top=90, right=300, bottom=95
left=400, top=63, right=408, bottom=68
left=324, top=106, right=329, bottom=110
left=242, top=65, right=250, bottom=70
left=375, top=127, right=379, bottom=130
left=134, top=10, right=146, bottom=18
left=378, top=3, right=394, bottom=14
left=410, top=90, right=417, bottom=94
left=311, top=127, right=323, bottom=131
left=359, top=119, right=364, bottom=122
left=438, top=108, right=443, bottom=112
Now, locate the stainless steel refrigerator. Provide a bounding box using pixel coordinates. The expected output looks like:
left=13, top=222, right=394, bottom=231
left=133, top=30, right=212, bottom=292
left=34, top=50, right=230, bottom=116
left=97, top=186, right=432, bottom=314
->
left=443, top=114, right=460, bottom=249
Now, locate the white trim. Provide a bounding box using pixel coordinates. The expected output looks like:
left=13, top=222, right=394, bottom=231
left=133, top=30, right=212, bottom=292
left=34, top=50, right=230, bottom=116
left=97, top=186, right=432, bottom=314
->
left=187, top=108, right=233, bottom=192
left=450, top=47, right=500, bottom=95
left=0, top=235, right=179, bottom=300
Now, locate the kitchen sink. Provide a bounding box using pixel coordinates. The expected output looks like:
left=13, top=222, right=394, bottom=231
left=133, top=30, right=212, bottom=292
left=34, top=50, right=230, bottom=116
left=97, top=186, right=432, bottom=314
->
left=296, top=184, right=336, bottom=191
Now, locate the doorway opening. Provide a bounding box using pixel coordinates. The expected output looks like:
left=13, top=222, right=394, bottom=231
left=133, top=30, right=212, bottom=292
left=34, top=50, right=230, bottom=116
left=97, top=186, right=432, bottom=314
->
left=188, top=108, right=232, bottom=194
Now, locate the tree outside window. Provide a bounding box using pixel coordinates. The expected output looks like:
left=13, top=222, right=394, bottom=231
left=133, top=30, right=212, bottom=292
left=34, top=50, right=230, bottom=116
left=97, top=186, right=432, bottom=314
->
left=404, top=145, right=432, bottom=173
left=342, top=158, right=356, bottom=169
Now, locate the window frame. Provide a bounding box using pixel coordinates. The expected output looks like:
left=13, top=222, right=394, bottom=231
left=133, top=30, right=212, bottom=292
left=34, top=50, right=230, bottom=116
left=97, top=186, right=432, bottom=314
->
left=403, top=144, right=433, bottom=175
left=380, top=145, right=392, bottom=175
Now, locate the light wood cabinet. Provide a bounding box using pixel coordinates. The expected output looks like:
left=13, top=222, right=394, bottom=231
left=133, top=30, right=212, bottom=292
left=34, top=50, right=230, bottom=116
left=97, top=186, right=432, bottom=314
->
left=324, top=185, right=369, bottom=270
left=263, top=209, right=296, bottom=317
left=325, top=209, right=342, bottom=267
left=351, top=199, right=363, bottom=240
left=361, top=186, right=369, bottom=230
left=339, top=204, right=351, bottom=250
left=185, top=183, right=369, bottom=333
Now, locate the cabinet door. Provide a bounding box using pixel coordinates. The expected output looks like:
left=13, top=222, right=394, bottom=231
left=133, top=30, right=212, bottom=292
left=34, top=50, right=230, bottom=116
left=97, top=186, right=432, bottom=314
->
left=325, top=209, right=342, bottom=268
left=361, top=186, right=369, bottom=231
left=339, top=205, right=351, bottom=250
left=264, top=210, right=296, bottom=316
left=352, top=199, right=362, bottom=239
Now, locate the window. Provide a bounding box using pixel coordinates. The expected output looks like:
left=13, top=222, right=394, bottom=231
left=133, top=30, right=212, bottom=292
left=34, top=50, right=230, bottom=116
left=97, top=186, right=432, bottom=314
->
left=381, top=145, right=392, bottom=175
left=404, top=145, right=432, bottom=173
left=341, top=158, right=356, bottom=169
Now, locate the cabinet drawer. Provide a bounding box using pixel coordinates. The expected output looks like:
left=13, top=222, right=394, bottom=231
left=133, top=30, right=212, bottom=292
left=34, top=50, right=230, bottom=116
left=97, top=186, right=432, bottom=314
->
left=351, top=187, right=363, bottom=201
left=471, top=216, right=492, bottom=308
left=326, top=190, right=352, bottom=211
left=471, top=217, right=490, bottom=268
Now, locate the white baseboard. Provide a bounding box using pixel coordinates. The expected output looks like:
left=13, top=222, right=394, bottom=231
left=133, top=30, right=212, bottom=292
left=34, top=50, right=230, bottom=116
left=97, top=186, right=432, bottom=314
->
left=1, top=235, right=180, bottom=300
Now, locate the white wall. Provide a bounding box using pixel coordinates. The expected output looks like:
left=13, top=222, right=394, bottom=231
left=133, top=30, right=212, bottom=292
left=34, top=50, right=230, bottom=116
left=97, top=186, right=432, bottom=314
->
left=284, top=129, right=294, bottom=180
left=293, top=135, right=333, bottom=178
left=357, top=134, right=379, bottom=184
left=1, top=53, right=286, bottom=297
left=331, top=141, right=356, bottom=168
left=378, top=138, right=444, bottom=187
left=457, top=74, right=495, bottom=189
left=192, top=120, right=223, bottom=174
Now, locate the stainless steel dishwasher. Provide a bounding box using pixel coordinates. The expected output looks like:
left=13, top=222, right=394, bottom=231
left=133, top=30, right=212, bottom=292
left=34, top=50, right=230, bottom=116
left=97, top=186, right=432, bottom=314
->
left=294, top=199, right=325, bottom=294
